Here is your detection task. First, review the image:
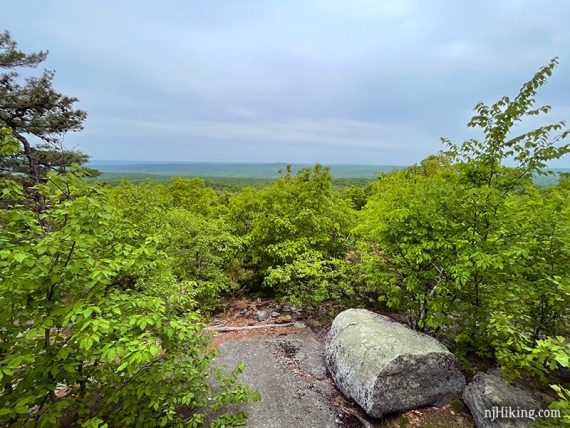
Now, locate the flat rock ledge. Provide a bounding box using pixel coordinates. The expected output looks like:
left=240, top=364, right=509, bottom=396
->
left=463, top=370, right=544, bottom=428
left=212, top=334, right=338, bottom=427
left=325, top=308, right=466, bottom=418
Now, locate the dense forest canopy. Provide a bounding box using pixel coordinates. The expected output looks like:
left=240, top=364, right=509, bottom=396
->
left=1, top=32, right=569, bottom=426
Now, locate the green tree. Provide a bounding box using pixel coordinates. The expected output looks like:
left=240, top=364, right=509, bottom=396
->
left=359, top=58, right=569, bottom=378
left=164, top=177, right=219, bottom=216
left=0, top=31, right=93, bottom=185
left=0, top=31, right=257, bottom=425
left=358, top=165, right=462, bottom=330
left=109, top=178, right=244, bottom=309
left=228, top=164, right=357, bottom=303
left=165, top=208, right=243, bottom=307
left=0, top=168, right=257, bottom=426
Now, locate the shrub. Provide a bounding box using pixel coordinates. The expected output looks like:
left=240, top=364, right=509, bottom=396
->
left=0, top=168, right=258, bottom=426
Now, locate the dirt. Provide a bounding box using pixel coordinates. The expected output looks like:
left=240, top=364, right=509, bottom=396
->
left=275, top=340, right=300, bottom=359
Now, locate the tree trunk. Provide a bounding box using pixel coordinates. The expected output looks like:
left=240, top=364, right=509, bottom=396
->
left=13, top=131, right=41, bottom=185
left=12, top=131, right=51, bottom=224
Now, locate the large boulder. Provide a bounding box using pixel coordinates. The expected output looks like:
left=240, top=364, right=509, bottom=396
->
left=325, top=309, right=466, bottom=418
left=463, top=370, right=543, bottom=428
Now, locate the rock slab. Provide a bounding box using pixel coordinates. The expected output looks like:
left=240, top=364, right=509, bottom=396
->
left=325, top=309, right=466, bottom=418
left=213, top=334, right=337, bottom=427
left=463, top=370, right=543, bottom=428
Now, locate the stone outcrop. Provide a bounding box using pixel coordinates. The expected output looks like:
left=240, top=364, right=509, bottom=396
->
left=325, top=309, right=466, bottom=418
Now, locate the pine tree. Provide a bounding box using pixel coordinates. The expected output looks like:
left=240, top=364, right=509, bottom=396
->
left=0, top=31, right=95, bottom=184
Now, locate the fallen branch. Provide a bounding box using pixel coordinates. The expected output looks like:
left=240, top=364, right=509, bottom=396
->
left=205, top=323, right=294, bottom=332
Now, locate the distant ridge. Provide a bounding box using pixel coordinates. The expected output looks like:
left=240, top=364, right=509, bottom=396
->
left=87, top=161, right=405, bottom=179
left=87, top=161, right=568, bottom=186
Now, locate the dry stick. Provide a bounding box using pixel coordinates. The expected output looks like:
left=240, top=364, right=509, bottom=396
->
left=205, top=323, right=294, bottom=332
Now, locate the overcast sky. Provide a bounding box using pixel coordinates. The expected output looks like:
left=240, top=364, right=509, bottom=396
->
left=5, top=0, right=570, bottom=166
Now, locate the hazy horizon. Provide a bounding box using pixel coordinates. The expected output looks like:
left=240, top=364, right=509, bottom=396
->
left=87, top=159, right=407, bottom=166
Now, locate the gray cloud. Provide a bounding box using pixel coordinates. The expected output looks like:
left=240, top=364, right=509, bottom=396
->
left=5, top=0, right=570, bottom=166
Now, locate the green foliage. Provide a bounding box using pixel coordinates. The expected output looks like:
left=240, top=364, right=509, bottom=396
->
left=164, top=177, right=220, bottom=216
left=342, top=185, right=369, bottom=210
left=0, top=127, right=19, bottom=158
left=358, top=58, right=569, bottom=383
left=264, top=251, right=359, bottom=307
left=443, top=58, right=569, bottom=176
left=0, top=30, right=47, bottom=67
left=1, top=144, right=100, bottom=179
left=109, top=177, right=221, bottom=222
left=488, top=310, right=569, bottom=381
left=165, top=208, right=243, bottom=307
left=0, top=169, right=257, bottom=426
left=108, top=177, right=243, bottom=309
left=0, top=31, right=85, bottom=143
left=547, top=385, right=570, bottom=425
left=358, top=166, right=464, bottom=331
left=227, top=164, right=357, bottom=302
left=0, top=31, right=94, bottom=186
left=248, top=165, right=353, bottom=270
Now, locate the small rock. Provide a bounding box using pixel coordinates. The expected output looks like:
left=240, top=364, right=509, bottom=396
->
left=281, top=303, right=297, bottom=313
left=463, top=370, right=544, bottom=428
left=293, top=321, right=306, bottom=329
left=271, top=311, right=281, bottom=318
left=291, top=311, right=303, bottom=320
left=254, top=310, right=268, bottom=321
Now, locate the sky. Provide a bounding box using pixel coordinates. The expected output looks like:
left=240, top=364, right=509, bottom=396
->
left=4, top=0, right=570, bottom=166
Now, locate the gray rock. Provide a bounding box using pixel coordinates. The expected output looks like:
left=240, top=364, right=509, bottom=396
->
left=325, top=309, right=466, bottom=418
left=280, top=303, right=297, bottom=313
left=291, top=311, right=303, bottom=320
left=293, top=321, right=307, bottom=329
left=270, top=311, right=281, bottom=318
left=212, top=334, right=337, bottom=427
left=254, top=310, right=268, bottom=321
left=463, top=370, right=543, bottom=428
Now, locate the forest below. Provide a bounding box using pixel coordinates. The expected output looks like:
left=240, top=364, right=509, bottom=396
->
left=87, top=162, right=567, bottom=190
left=1, top=32, right=569, bottom=427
